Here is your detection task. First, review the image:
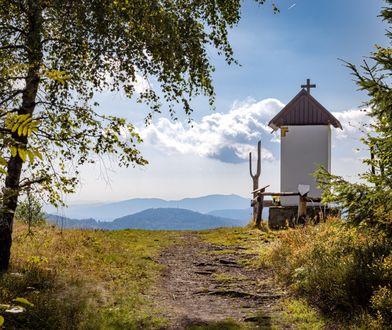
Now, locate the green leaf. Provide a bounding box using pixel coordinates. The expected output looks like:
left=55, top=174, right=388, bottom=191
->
left=18, top=148, right=27, bottom=162
left=27, top=150, right=35, bottom=164
left=17, top=123, right=23, bottom=136
left=0, top=315, right=4, bottom=326
left=10, top=146, right=17, bottom=158
left=22, top=124, right=29, bottom=136
left=11, top=123, right=18, bottom=133
left=13, top=297, right=34, bottom=307
left=34, top=150, right=43, bottom=161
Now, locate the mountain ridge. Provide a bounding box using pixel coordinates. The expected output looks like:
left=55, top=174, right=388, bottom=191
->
left=46, top=207, right=249, bottom=230
left=45, top=194, right=251, bottom=221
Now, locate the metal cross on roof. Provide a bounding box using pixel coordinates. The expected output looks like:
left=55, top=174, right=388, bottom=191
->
left=301, top=78, right=316, bottom=94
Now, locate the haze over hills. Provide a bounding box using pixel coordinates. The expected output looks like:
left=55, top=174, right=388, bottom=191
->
left=46, top=208, right=249, bottom=230
left=45, top=194, right=252, bottom=221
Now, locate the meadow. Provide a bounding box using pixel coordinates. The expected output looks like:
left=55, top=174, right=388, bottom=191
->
left=1, top=218, right=391, bottom=329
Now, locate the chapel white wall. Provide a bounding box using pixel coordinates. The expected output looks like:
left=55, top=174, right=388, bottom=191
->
left=280, top=125, right=331, bottom=206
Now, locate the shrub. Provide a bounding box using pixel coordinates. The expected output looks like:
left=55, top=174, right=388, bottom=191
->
left=371, top=286, right=392, bottom=327
left=261, top=219, right=392, bottom=327
left=15, top=194, right=46, bottom=227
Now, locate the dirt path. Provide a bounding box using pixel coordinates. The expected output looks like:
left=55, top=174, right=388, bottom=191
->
left=153, top=232, right=287, bottom=329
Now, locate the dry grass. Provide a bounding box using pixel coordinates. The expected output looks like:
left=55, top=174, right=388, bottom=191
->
left=1, top=221, right=179, bottom=329
left=198, top=227, right=274, bottom=255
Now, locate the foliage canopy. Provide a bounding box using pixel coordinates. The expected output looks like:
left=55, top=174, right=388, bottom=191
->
left=0, top=0, right=277, bottom=270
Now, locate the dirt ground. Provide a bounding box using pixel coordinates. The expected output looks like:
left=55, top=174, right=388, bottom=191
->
left=152, top=232, right=287, bottom=329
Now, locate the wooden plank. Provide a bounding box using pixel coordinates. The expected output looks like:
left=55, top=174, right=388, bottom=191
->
left=305, top=197, right=322, bottom=203
left=252, top=185, right=270, bottom=193
left=260, top=192, right=299, bottom=197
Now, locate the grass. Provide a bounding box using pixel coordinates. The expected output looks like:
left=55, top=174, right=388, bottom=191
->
left=1, top=223, right=345, bottom=329
left=272, top=298, right=327, bottom=330
left=198, top=227, right=275, bottom=255
left=1, top=221, right=179, bottom=329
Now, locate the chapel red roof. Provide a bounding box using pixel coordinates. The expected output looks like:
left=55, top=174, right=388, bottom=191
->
left=268, top=89, right=342, bottom=130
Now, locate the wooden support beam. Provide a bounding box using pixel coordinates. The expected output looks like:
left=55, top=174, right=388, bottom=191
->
left=305, top=197, right=322, bottom=203
left=298, top=195, right=307, bottom=217
left=252, top=185, right=270, bottom=194
left=254, top=196, right=322, bottom=208
left=260, top=192, right=299, bottom=197
left=256, top=193, right=264, bottom=227
left=297, top=194, right=307, bottom=224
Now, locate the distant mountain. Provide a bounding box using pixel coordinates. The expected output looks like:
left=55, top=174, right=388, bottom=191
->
left=45, top=194, right=251, bottom=221
left=45, top=214, right=102, bottom=229
left=107, top=208, right=248, bottom=230
left=207, top=208, right=269, bottom=221
left=46, top=208, right=248, bottom=230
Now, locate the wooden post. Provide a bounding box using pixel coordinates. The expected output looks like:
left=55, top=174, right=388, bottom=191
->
left=255, top=187, right=266, bottom=227
left=249, top=141, right=261, bottom=225
left=297, top=194, right=307, bottom=225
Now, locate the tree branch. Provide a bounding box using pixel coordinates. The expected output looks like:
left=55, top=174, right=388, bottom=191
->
left=18, top=177, right=49, bottom=189
left=0, top=90, right=24, bottom=106
left=0, top=44, right=25, bottom=51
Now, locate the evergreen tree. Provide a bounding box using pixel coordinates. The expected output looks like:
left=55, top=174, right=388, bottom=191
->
left=316, top=1, right=392, bottom=237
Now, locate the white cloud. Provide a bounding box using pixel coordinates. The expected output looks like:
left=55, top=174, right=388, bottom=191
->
left=140, top=98, right=284, bottom=163
left=139, top=98, right=375, bottom=166
left=332, top=108, right=373, bottom=140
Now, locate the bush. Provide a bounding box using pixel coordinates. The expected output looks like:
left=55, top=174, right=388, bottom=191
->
left=261, top=219, right=392, bottom=327
left=371, top=286, right=392, bottom=327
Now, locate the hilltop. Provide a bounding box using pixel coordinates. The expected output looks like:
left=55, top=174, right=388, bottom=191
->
left=1, top=223, right=324, bottom=329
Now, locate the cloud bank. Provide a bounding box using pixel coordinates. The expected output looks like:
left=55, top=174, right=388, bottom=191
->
left=141, top=98, right=284, bottom=163
left=140, top=98, right=374, bottom=164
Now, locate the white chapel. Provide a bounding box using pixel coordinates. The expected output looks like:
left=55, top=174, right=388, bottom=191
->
left=268, top=79, right=342, bottom=206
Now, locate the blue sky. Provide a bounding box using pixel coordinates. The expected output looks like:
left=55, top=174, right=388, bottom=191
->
left=67, top=0, right=388, bottom=204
